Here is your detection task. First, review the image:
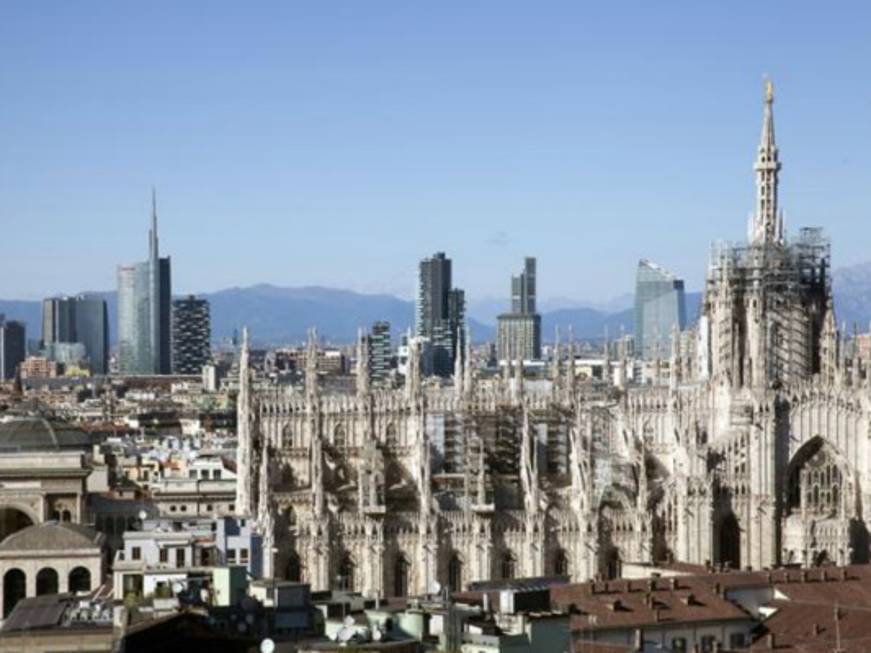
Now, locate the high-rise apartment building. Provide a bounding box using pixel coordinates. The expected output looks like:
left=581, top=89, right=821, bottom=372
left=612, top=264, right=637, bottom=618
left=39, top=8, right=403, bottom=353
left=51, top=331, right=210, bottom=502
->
left=497, top=257, right=542, bottom=361
left=41, top=295, right=109, bottom=374
left=416, top=252, right=465, bottom=377
left=118, top=191, right=172, bottom=375
left=171, top=295, right=211, bottom=374
left=633, top=260, right=686, bottom=360
left=369, top=321, right=392, bottom=383
left=0, top=316, right=25, bottom=380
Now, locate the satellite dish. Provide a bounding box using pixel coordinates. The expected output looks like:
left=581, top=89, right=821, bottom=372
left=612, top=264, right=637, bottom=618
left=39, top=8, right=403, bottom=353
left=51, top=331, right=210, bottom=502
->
left=344, top=615, right=355, bottom=627
left=138, top=510, right=148, bottom=521
left=372, top=626, right=383, bottom=642
left=260, top=639, right=275, bottom=653
left=430, top=580, right=442, bottom=595
left=172, top=582, right=184, bottom=594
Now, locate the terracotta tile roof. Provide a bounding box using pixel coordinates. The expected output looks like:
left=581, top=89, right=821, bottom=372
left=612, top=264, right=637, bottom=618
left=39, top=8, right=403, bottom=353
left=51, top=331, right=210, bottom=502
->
left=748, top=566, right=871, bottom=652
left=551, top=576, right=753, bottom=633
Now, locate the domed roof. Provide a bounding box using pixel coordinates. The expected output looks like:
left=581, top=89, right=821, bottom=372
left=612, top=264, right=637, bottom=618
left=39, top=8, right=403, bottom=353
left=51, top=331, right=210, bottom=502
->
left=0, top=522, right=102, bottom=552
left=0, top=417, right=91, bottom=453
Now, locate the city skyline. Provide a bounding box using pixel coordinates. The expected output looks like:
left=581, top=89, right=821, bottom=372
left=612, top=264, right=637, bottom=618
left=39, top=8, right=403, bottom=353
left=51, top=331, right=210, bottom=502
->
left=2, top=2, right=870, bottom=302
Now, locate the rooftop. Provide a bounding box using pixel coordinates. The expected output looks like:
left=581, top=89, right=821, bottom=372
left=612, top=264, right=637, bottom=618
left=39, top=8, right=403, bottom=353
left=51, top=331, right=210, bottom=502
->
left=0, top=521, right=103, bottom=552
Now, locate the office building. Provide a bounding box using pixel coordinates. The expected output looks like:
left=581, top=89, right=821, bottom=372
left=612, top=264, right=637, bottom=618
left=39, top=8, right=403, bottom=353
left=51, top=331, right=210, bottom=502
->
left=171, top=295, right=211, bottom=374
left=497, top=257, right=542, bottom=361
left=416, top=252, right=465, bottom=377
left=0, top=316, right=26, bottom=380
left=633, top=259, right=686, bottom=360
left=117, top=190, right=172, bottom=375
left=368, top=321, right=391, bottom=383
left=41, top=295, right=109, bottom=374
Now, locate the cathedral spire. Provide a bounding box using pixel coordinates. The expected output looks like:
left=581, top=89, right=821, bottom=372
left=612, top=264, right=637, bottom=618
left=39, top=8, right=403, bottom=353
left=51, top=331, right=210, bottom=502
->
left=751, top=79, right=783, bottom=246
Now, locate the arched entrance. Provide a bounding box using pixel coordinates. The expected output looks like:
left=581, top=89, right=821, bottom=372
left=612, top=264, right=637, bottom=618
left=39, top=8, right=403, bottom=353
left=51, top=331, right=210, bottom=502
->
left=36, top=568, right=58, bottom=596
left=393, top=556, right=410, bottom=597
left=3, top=569, right=25, bottom=618
left=69, top=567, right=91, bottom=593
left=0, top=507, right=34, bottom=543
left=286, top=554, right=301, bottom=582
left=337, top=554, right=354, bottom=591
left=718, top=513, right=741, bottom=570
left=448, top=554, right=463, bottom=592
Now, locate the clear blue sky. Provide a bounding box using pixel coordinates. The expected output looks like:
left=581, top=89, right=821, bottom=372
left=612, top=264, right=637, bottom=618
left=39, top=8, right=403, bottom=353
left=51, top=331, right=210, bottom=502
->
left=1, top=1, right=869, bottom=303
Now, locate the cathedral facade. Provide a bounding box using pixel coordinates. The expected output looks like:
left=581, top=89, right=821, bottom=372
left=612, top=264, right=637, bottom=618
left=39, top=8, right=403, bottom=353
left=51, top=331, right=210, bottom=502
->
left=236, top=84, right=871, bottom=597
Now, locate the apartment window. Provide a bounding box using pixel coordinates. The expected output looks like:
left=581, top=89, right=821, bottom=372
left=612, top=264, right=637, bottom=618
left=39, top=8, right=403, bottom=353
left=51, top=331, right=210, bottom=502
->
left=213, top=470, right=221, bottom=479
left=176, top=548, right=186, bottom=568
left=170, top=505, right=177, bottom=512
left=240, top=548, right=249, bottom=564
left=180, top=505, right=188, bottom=512
left=227, top=549, right=237, bottom=564
left=189, top=470, right=197, bottom=479
left=206, top=504, right=213, bottom=512
left=159, top=548, right=168, bottom=563
left=729, top=633, right=747, bottom=649
left=701, top=636, right=716, bottom=653
left=229, top=504, right=235, bottom=512
left=132, top=547, right=141, bottom=561
left=671, top=638, right=687, bottom=653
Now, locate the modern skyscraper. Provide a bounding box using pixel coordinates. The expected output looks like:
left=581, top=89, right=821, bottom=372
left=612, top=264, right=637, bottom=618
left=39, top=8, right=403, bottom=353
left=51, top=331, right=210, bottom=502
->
left=118, top=190, right=172, bottom=375
left=369, top=321, right=392, bottom=383
left=497, top=257, right=542, bottom=361
left=0, top=316, right=25, bottom=380
left=41, top=295, right=109, bottom=374
left=634, top=259, right=687, bottom=360
left=171, top=295, right=211, bottom=374
left=416, top=252, right=465, bottom=377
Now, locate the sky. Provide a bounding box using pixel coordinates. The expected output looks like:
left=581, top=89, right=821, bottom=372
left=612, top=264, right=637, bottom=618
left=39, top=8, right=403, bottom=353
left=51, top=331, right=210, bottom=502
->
left=1, top=2, right=870, bottom=304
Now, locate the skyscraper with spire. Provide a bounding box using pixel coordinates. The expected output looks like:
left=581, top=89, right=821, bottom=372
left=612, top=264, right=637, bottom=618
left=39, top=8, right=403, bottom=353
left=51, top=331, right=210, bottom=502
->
left=117, top=190, right=172, bottom=374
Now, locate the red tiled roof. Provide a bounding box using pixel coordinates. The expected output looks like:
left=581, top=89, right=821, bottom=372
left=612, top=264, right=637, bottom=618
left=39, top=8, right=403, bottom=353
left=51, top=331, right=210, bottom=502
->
left=552, top=577, right=753, bottom=633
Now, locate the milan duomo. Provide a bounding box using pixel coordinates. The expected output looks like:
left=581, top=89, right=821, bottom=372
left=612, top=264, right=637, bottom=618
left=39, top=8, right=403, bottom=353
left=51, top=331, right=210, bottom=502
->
left=235, top=84, right=867, bottom=598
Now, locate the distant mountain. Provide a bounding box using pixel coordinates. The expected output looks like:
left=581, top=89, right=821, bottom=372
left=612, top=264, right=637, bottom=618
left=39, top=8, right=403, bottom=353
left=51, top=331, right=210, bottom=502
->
left=0, top=270, right=866, bottom=348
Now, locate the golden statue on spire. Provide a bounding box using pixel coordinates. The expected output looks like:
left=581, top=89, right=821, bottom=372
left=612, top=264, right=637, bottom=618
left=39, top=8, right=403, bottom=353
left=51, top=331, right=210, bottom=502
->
left=765, top=78, right=774, bottom=103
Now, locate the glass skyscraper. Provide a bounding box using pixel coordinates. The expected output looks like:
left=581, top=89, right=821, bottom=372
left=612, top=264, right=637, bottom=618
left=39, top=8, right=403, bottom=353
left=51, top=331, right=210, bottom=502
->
left=416, top=252, right=465, bottom=377
left=118, top=191, right=172, bottom=375
left=634, top=259, right=687, bottom=360
left=41, top=295, right=109, bottom=374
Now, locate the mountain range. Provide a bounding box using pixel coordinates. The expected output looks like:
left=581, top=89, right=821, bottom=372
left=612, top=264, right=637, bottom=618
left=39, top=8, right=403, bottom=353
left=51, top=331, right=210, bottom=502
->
left=1, top=262, right=869, bottom=346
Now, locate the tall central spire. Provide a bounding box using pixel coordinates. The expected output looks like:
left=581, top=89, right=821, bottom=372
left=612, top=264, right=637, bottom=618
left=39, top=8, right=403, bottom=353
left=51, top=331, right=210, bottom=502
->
left=149, top=186, right=159, bottom=260
left=751, top=79, right=783, bottom=246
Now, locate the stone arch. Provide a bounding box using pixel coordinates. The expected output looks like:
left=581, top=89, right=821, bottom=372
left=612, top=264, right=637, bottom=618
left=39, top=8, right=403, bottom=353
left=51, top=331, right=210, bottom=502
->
left=36, top=567, right=59, bottom=596
left=500, top=551, right=517, bottom=580
left=385, top=423, right=398, bottom=447
left=69, top=567, right=91, bottom=593
left=717, top=512, right=741, bottom=570
left=337, top=553, right=355, bottom=591
left=334, top=424, right=347, bottom=449
left=448, top=552, right=464, bottom=592
left=553, top=548, right=570, bottom=577
left=3, top=569, right=25, bottom=617
left=0, top=504, right=37, bottom=542
left=286, top=553, right=302, bottom=582
left=393, top=555, right=410, bottom=597
left=786, top=436, right=849, bottom=518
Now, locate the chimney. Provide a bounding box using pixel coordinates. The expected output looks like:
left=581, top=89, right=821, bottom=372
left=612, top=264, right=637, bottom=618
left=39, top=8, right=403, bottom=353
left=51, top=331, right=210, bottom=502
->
left=654, top=607, right=662, bottom=623
left=626, top=580, right=632, bottom=593
left=634, top=628, right=643, bottom=650
left=800, top=570, right=808, bottom=583
left=670, top=577, right=679, bottom=591
left=841, top=568, right=848, bottom=581
left=812, top=623, right=821, bottom=636
left=821, top=569, right=827, bottom=582
left=767, top=633, right=776, bottom=649
left=714, top=582, right=722, bottom=596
